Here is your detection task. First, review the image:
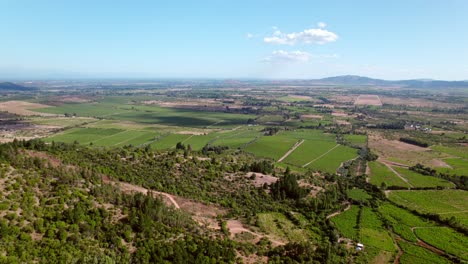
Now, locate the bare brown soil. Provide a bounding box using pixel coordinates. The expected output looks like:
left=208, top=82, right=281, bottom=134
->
left=332, top=111, right=349, bottom=117
left=371, top=251, right=393, bottom=264
left=227, top=220, right=285, bottom=247
left=0, top=120, right=59, bottom=143
left=175, top=131, right=206, bottom=135
left=368, top=133, right=449, bottom=166
left=313, top=104, right=334, bottom=108
left=26, top=150, right=63, bottom=168
left=301, top=114, right=323, bottom=119
left=354, top=95, right=383, bottom=106
left=331, top=95, right=356, bottom=104
left=381, top=96, right=465, bottom=109
left=57, top=96, right=93, bottom=103
left=0, top=101, right=55, bottom=116
left=298, top=180, right=323, bottom=197
left=174, top=197, right=226, bottom=218
left=286, top=95, right=313, bottom=100
left=430, top=159, right=452, bottom=168
left=335, top=120, right=351, bottom=126
left=246, top=172, right=278, bottom=187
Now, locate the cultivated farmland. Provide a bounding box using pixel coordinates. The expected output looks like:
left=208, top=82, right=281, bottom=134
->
left=388, top=190, right=468, bottom=227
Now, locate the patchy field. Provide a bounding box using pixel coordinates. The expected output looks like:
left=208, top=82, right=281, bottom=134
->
left=354, top=95, right=383, bottom=106
left=380, top=96, right=466, bottom=109
left=257, top=212, right=314, bottom=243
left=0, top=101, right=55, bottom=116
left=369, top=133, right=449, bottom=166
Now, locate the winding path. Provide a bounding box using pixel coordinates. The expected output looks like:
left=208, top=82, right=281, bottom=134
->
left=103, top=177, right=180, bottom=209
left=227, top=220, right=285, bottom=246
left=326, top=202, right=351, bottom=220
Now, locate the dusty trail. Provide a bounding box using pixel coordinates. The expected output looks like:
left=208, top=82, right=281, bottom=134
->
left=277, top=139, right=304, bottom=162
left=227, top=220, right=285, bottom=247
left=326, top=202, right=351, bottom=220
left=102, top=177, right=180, bottom=209
left=303, top=144, right=340, bottom=167
left=393, top=237, right=404, bottom=264
left=408, top=227, right=457, bottom=261
left=380, top=159, right=410, bottom=168
left=381, top=161, right=413, bottom=188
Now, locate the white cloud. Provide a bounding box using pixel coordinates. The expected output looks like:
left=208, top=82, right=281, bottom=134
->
left=263, top=26, right=338, bottom=45
left=262, top=50, right=312, bottom=63
left=246, top=33, right=254, bottom=39
left=317, top=22, right=327, bottom=28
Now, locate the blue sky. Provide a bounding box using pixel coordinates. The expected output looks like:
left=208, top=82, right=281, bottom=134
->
left=1, top=0, right=468, bottom=80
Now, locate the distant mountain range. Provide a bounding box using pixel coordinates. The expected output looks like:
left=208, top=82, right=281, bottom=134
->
left=0, top=82, right=36, bottom=91
left=315, top=75, right=468, bottom=88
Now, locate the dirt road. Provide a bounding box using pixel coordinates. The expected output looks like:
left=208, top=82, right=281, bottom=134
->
left=278, top=139, right=304, bottom=162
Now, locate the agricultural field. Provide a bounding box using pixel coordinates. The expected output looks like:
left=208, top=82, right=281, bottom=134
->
left=398, top=241, right=451, bottom=264
left=29, top=116, right=97, bottom=127
left=368, top=133, right=451, bottom=167
left=331, top=205, right=360, bottom=240
left=368, top=161, right=410, bottom=188
left=211, top=127, right=261, bottom=149
left=244, top=129, right=358, bottom=173
left=150, top=133, right=192, bottom=150
left=44, top=127, right=125, bottom=145
left=437, top=158, right=468, bottom=176
left=44, top=127, right=158, bottom=147
left=1, top=79, right=467, bottom=263
left=388, top=190, right=468, bottom=227
left=354, top=95, right=382, bottom=106
left=306, top=145, right=357, bottom=173
left=392, top=167, right=455, bottom=188
left=346, top=188, right=372, bottom=202
left=256, top=212, right=314, bottom=243
left=282, top=140, right=338, bottom=166
left=344, top=134, right=367, bottom=146
left=243, top=133, right=299, bottom=161
left=359, top=207, right=395, bottom=252
left=36, top=101, right=254, bottom=128
left=431, top=145, right=468, bottom=159
left=379, top=203, right=432, bottom=242
left=413, top=227, right=468, bottom=261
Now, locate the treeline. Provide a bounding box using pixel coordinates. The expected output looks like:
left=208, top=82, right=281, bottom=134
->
left=410, top=163, right=468, bottom=190
left=399, top=137, right=429, bottom=147
left=374, top=121, right=405, bottom=130
left=263, top=126, right=280, bottom=136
